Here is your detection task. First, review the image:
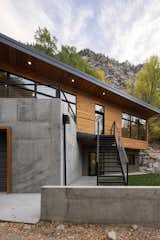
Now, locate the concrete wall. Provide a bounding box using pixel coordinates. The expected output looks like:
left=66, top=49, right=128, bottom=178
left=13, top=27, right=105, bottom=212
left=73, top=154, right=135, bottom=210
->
left=0, top=98, right=62, bottom=192
left=41, top=186, right=160, bottom=227
left=61, top=103, right=82, bottom=185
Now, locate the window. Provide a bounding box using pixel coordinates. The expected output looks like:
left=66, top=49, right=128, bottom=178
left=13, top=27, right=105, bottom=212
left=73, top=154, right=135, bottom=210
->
left=61, top=91, right=76, bottom=103
left=0, top=70, right=57, bottom=98
left=139, top=119, right=147, bottom=140
left=122, top=113, right=147, bottom=140
left=131, top=116, right=139, bottom=139
left=61, top=91, right=77, bottom=115
left=95, top=104, right=104, bottom=134
left=122, top=113, right=131, bottom=138
left=0, top=70, right=77, bottom=118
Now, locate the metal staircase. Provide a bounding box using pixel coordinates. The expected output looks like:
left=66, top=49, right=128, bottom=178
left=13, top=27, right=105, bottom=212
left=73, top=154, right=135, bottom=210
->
left=97, top=122, right=128, bottom=185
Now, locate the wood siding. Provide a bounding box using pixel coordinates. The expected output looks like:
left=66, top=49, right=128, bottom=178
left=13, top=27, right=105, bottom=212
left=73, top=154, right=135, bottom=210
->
left=62, top=84, right=148, bottom=150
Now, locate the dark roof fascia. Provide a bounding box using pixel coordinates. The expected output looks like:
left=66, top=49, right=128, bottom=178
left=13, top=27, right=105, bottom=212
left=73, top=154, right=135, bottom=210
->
left=0, top=32, right=160, bottom=115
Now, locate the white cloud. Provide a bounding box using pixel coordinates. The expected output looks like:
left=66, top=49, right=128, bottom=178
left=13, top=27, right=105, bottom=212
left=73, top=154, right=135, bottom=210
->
left=97, top=0, right=160, bottom=64
left=1, top=0, right=160, bottom=64
left=45, top=0, right=94, bottom=49
left=0, top=0, right=93, bottom=50
left=0, top=0, right=54, bottom=43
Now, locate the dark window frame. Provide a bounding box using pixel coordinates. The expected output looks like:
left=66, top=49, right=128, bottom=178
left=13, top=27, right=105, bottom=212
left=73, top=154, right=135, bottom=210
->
left=0, top=70, right=77, bottom=107
left=122, top=112, right=147, bottom=140
left=0, top=69, right=57, bottom=98
left=95, top=104, right=105, bottom=134
left=60, top=90, right=77, bottom=116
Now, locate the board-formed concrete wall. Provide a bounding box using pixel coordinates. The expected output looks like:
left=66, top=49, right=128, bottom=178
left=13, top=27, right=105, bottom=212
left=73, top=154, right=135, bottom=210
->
left=61, top=103, right=82, bottom=185
left=41, top=186, right=160, bottom=227
left=0, top=98, right=63, bottom=192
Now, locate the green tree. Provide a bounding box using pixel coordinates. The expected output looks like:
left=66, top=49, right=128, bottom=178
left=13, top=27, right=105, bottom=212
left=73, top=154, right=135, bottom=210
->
left=126, top=79, right=135, bottom=95
left=134, top=56, right=160, bottom=105
left=133, top=56, right=160, bottom=141
left=33, top=27, right=57, bottom=57
left=56, top=45, right=105, bottom=81
left=31, top=27, right=107, bottom=82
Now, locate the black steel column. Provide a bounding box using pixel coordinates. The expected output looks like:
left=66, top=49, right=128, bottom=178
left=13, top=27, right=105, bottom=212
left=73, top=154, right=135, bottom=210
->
left=5, top=72, right=9, bottom=97
left=34, top=83, right=37, bottom=98
left=56, top=83, right=61, bottom=98
left=63, top=114, right=70, bottom=186
left=96, top=121, right=100, bottom=185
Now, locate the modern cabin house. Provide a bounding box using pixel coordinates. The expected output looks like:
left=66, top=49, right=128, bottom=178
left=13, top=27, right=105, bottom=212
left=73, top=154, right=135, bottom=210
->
left=0, top=33, right=160, bottom=193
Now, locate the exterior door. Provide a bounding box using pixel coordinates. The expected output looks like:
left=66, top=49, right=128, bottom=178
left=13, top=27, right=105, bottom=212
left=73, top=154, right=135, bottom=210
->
left=0, top=128, right=11, bottom=192
left=88, top=153, right=96, bottom=176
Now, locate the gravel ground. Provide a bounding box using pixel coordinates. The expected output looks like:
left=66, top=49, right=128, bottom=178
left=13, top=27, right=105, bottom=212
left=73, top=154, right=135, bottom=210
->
left=0, top=221, right=160, bottom=240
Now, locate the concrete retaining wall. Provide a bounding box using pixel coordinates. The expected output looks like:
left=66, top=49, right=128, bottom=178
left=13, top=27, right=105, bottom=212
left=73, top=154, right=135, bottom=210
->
left=41, top=186, right=160, bottom=227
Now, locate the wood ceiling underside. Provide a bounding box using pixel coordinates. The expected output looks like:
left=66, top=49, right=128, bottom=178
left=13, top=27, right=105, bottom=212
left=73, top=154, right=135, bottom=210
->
left=0, top=43, right=156, bottom=118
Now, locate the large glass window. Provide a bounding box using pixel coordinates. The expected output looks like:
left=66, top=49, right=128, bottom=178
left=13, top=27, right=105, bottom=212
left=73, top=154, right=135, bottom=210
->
left=139, top=119, right=147, bottom=140
left=122, top=113, right=147, bottom=140
left=0, top=70, right=77, bottom=118
left=0, top=70, right=56, bottom=98
left=122, top=113, right=131, bottom=138
left=131, top=116, right=139, bottom=139
left=95, top=104, right=104, bottom=134
left=60, top=91, right=76, bottom=115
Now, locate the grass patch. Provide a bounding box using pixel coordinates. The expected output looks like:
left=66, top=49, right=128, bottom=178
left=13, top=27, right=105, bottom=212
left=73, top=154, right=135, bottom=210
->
left=128, top=173, right=160, bottom=186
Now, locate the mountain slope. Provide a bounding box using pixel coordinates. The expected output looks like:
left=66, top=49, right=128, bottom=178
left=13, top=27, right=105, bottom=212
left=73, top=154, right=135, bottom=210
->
left=79, top=49, right=142, bottom=90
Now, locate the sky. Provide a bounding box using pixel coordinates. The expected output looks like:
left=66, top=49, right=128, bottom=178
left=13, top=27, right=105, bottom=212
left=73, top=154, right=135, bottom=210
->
left=1, top=0, right=160, bottom=64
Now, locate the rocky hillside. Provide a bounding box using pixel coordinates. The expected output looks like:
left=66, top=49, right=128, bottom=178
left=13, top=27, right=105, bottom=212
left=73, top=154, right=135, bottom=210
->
left=79, top=49, right=142, bottom=90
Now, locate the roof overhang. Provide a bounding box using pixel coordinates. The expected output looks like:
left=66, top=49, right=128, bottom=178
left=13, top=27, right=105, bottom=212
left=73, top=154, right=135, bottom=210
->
left=0, top=32, right=160, bottom=118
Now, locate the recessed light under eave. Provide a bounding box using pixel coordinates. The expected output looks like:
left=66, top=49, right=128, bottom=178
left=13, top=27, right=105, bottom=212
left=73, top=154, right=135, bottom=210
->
left=27, top=61, right=32, bottom=66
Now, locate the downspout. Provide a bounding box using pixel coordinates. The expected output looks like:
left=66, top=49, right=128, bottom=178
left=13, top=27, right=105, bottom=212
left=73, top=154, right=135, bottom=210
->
left=62, top=114, right=70, bottom=186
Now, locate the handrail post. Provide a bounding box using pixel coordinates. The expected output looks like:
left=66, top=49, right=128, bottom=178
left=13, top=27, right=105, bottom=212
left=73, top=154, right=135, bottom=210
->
left=34, top=83, right=37, bottom=98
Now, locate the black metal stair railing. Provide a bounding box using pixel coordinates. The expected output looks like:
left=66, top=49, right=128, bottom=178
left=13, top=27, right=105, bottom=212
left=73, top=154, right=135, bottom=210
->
left=111, top=121, right=128, bottom=185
